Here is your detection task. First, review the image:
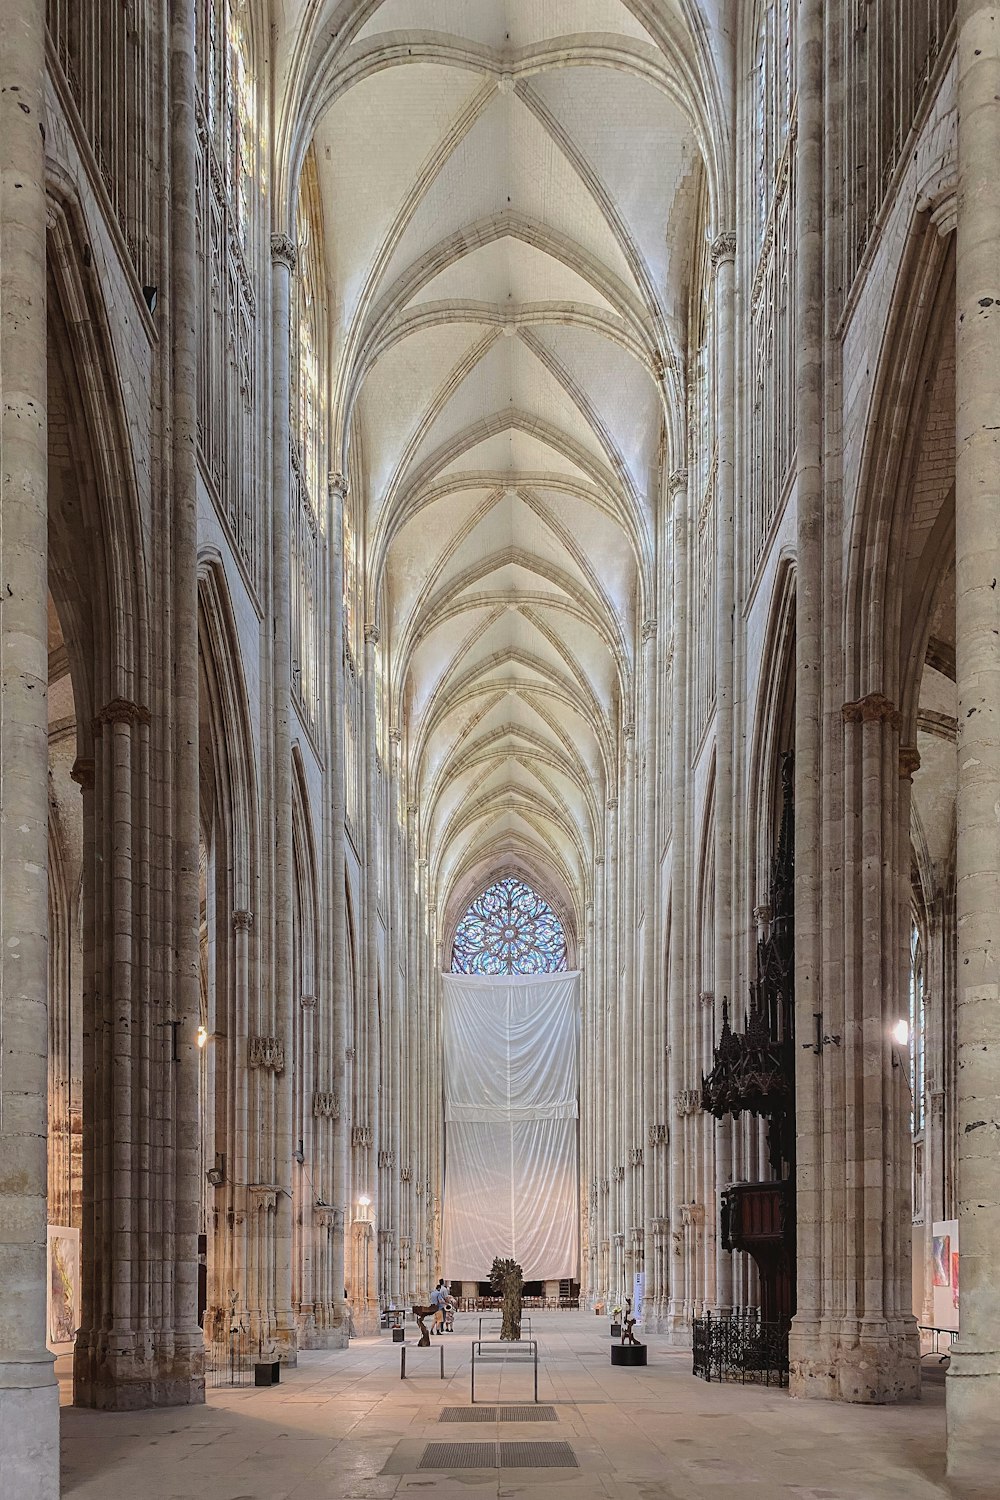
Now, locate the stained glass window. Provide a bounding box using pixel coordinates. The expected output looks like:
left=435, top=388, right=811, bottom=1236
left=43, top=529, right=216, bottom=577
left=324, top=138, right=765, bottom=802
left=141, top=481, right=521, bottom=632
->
left=451, top=878, right=567, bottom=976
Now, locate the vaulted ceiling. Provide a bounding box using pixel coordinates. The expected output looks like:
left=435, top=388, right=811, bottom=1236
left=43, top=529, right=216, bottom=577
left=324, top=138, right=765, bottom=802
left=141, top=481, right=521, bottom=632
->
left=276, top=0, right=722, bottom=946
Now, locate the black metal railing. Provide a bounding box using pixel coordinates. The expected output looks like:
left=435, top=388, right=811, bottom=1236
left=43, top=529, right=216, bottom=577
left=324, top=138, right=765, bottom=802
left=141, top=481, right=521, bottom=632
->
left=692, top=1310, right=789, bottom=1388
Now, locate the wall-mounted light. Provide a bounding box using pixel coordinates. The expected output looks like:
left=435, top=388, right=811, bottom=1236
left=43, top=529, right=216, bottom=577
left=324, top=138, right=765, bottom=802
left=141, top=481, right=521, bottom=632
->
left=358, top=1194, right=371, bottom=1207
left=892, top=1019, right=910, bottom=1048
left=196, top=1025, right=209, bottom=1048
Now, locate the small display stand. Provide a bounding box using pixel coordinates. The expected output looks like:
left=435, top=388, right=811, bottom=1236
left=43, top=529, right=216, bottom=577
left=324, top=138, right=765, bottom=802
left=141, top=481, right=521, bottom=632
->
left=610, top=1298, right=646, bottom=1367
left=611, top=1342, right=647, bottom=1367
left=254, top=1360, right=281, bottom=1386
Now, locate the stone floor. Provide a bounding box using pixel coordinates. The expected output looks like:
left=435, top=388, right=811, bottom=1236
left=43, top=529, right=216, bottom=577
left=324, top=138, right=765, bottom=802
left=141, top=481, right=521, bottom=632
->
left=58, top=1312, right=981, bottom=1500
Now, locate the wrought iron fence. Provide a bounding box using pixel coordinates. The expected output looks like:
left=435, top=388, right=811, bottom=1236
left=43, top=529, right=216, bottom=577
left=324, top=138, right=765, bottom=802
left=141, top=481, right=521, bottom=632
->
left=692, top=1310, right=789, bottom=1387
left=206, top=1325, right=252, bottom=1388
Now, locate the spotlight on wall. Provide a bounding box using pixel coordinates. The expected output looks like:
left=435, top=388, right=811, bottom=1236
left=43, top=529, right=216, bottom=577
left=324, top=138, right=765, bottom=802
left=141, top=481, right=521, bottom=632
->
left=196, top=1025, right=209, bottom=1048
left=892, top=1018, right=910, bottom=1047
left=358, top=1194, right=371, bottom=1207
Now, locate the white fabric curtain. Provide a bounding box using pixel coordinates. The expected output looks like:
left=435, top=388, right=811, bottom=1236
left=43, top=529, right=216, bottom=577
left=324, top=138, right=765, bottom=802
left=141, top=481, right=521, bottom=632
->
left=440, top=971, right=580, bottom=1281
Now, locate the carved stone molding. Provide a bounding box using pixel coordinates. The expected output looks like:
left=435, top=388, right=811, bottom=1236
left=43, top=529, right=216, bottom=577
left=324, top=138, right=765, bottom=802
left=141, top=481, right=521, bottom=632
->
left=680, top=1201, right=705, bottom=1228
left=378, top=1149, right=395, bottom=1169
left=622, top=717, right=636, bottom=739
left=352, top=1124, right=373, bottom=1149
left=612, top=1164, right=625, bottom=1182
left=92, top=697, right=151, bottom=733
left=345, top=1046, right=356, bottom=1061
left=300, top=993, right=317, bottom=1010
left=400, top=1164, right=412, bottom=1182
left=249, top=1184, right=279, bottom=1214
left=629, top=1224, right=644, bottom=1244
left=606, top=797, right=619, bottom=813
left=388, top=724, right=402, bottom=746
left=629, top=1147, right=644, bottom=1167
left=270, top=231, right=297, bottom=270
left=916, top=160, right=958, bottom=237
left=312, top=1091, right=339, bottom=1118
left=378, top=1227, right=395, bottom=1247
left=613, top=1231, right=625, bottom=1247
left=70, top=756, right=95, bottom=789
left=668, top=467, right=688, bottom=495
left=648, top=1123, right=668, bottom=1146
left=249, top=1036, right=285, bottom=1072
left=899, top=745, right=921, bottom=781
left=315, top=1206, right=343, bottom=1231
left=842, top=692, right=901, bottom=730
left=699, top=989, right=715, bottom=1008
left=600, top=1178, right=610, bottom=1194
left=709, top=229, right=737, bottom=268
left=328, top=470, right=349, bottom=500
left=674, top=1088, right=702, bottom=1117
left=232, top=909, right=254, bottom=932
left=364, top=622, right=380, bottom=646
left=641, top=618, right=657, bottom=644
left=651, top=1217, right=670, bottom=1236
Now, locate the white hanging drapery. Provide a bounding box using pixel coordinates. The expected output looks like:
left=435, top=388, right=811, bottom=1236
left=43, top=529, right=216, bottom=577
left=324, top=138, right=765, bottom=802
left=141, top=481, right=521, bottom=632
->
left=440, top=971, right=580, bottom=1281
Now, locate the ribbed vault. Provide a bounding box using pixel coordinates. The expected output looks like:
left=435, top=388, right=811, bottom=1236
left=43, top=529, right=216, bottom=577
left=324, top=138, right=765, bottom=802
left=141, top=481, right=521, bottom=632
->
left=288, top=0, right=711, bottom=931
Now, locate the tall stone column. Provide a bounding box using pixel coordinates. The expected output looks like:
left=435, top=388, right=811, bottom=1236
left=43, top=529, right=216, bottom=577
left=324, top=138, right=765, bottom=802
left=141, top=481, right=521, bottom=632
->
left=268, top=230, right=298, bottom=1364
left=666, top=470, right=690, bottom=1342
left=711, top=230, right=737, bottom=1315
left=621, top=723, right=637, bottom=1297
left=325, top=471, right=350, bottom=1344
left=638, top=618, right=659, bottom=1321
left=947, top=0, right=1000, bottom=1478
left=787, top=0, right=826, bottom=1394
left=604, top=794, right=620, bottom=1305
left=0, top=0, right=58, bottom=1489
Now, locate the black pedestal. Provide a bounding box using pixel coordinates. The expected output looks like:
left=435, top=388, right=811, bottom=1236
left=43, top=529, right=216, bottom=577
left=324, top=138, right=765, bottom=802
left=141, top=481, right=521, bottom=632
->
left=610, top=1322, right=622, bottom=1337
left=611, top=1343, right=647, bottom=1367
left=392, top=1326, right=405, bottom=1343
left=254, top=1361, right=281, bottom=1386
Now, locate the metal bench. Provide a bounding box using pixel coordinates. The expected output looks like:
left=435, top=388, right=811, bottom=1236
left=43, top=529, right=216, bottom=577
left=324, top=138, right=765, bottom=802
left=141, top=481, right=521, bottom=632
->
left=400, top=1342, right=445, bottom=1380
left=918, top=1325, right=957, bottom=1363
left=477, top=1315, right=532, bottom=1340
left=471, top=1339, right=538, bottom=1403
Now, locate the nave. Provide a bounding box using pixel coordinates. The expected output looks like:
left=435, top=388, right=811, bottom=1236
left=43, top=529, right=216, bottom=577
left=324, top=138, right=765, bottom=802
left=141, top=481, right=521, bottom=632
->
left=59, top=1312, right=965, bottom=1500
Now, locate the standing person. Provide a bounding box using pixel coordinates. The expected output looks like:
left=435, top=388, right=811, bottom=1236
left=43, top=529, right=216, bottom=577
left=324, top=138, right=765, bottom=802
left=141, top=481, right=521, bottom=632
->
left=443, top=1283, right=457, bottom=1333
left=430, top=1279, right=446, bottom=1333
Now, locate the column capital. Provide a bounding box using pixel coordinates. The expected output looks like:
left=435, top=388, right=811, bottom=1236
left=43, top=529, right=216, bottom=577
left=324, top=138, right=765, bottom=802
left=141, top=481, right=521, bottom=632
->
left=270, top=232, right=297, bottom=271
left=668, top=467, right=688, bottom=495
left=232, top=908, right=254, bottom=931
left=92, top=697, right=151, bottom=733
left=328, top=470, right=349, bottom=500
left=842, top=692, right=901, bottom=729
left=641, top=618, right=657, bottom=643
left=312, top=1090, right=339, bottom=1118
left=364, top=622, right=380, bottom=646
left=709, top=230, right=737, bottom=269
left=899, top=745, right=921, bottom=781
left=388, top=724, right=402, bottom=745
left=606, top=796, right=619, bottom=812
left=71, top=756, right=95, bottom=789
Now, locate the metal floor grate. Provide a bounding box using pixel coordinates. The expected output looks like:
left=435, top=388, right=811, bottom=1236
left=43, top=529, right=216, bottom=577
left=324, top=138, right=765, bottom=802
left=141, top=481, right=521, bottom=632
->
left=439, top=1405, right=558, bottom=1423
left=419, top=1441, right=576, bottom=1469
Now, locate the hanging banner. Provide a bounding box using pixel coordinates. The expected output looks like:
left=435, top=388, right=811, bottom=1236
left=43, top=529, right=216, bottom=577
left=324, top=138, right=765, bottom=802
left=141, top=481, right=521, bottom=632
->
left=440, top=971, right=580, bottom=1281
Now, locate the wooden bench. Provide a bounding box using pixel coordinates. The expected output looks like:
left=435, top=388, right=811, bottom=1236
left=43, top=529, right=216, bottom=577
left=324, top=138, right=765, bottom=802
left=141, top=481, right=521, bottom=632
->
left=471, top=1339, right=538, bottom=1403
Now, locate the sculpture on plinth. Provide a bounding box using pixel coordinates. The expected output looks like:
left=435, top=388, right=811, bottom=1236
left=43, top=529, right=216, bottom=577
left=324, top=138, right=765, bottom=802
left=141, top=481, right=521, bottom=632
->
left=621, top=1297, right=639, bottom=1345
left=490, top=1255, right=524, bottom=1340
left=413, top=1305, right=434, bottom=1346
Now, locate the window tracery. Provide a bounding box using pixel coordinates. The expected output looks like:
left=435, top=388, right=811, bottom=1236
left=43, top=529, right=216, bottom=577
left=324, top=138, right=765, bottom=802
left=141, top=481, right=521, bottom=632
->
left=451, top=878, right=568, bottom=976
